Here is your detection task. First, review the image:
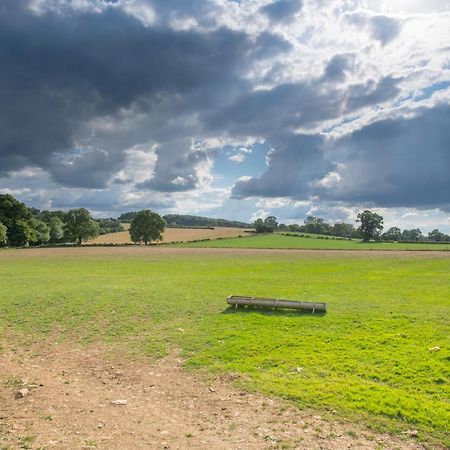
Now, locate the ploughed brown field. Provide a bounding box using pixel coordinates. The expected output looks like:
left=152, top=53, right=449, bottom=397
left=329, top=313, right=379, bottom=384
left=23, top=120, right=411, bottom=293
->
left=90, top=226, right=251, bottom=244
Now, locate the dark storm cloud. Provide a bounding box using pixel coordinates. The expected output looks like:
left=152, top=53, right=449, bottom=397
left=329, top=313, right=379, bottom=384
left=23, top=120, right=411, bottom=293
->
left=232, top=134, right=331, bottom=198
left=0, top=0, right=290, bottom=188
left=344, top=76, right=401, bottom=111
left=49, top=149, right=127, bottom=188
left=1, top=0, right=444, bottom=219
left=51, top=189, right=175, bottom=213
left=211, top=69, right=402, bottom=202
left=206, top=75, right=401, bottom=137
left=136, top=140, right=209, bottom=192
left=319, top=104, right=450, bottom=210
left=233, top=103, right=450, bottom=210
left=260, top=0, right=303, bottom=23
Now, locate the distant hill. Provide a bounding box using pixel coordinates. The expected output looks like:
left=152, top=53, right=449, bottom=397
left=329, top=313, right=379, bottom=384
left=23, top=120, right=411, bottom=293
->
left=163, top=214, right=251, bottom=228
left=118, top=212, right=251, bottom=228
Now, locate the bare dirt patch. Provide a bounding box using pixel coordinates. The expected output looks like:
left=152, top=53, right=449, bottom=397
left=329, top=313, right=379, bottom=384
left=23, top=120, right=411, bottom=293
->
left=0, top=342, right=426, bottom=450
left=90, top=227, right=251, bottom=245
left=2, top=246, right=449, bottom=260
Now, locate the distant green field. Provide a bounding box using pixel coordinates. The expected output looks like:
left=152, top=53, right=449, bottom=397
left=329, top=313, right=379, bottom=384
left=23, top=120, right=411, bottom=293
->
left=0, top=249, right=449, bottom=446
left=172, top=233, right=450, bottom=250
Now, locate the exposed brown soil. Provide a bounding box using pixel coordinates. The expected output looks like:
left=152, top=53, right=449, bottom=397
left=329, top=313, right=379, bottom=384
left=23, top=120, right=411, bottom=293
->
left=2, top=246, right=449, bottom=260
left=0, top=341, right=426, bottom=450
left=90, top=227, right=251, bottom=245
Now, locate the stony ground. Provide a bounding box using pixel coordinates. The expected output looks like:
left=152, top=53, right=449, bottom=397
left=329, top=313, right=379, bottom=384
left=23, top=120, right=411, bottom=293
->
left=0, top=340, right=426, bottom=450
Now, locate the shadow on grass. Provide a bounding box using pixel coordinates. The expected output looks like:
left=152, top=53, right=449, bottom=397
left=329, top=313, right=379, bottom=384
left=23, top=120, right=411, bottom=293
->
left=221, top=306, right=326, bottom=317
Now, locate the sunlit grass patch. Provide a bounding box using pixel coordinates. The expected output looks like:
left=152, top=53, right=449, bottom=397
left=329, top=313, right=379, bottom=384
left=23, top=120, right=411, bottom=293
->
left=0, top=250, right=448, bottom=446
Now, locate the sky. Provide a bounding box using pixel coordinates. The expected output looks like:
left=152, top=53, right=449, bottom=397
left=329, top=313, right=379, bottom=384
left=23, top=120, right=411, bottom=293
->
left=0, top=0, right=449, bottom=232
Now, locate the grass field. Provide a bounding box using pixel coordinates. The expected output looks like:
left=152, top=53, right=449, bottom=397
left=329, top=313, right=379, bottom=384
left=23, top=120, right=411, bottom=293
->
left=90, top=226, right=250, bottom=244
left=173, top=233, right=450, bottom=251
left=0, top=248, right=449, bottom=446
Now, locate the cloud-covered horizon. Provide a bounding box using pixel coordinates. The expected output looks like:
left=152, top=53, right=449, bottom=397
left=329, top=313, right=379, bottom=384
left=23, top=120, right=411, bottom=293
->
left=0, top=0, right=449, bottom=231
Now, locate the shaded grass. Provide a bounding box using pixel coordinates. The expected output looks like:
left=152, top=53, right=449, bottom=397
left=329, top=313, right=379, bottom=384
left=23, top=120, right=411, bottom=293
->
left=171, top=233, right=450, bottom=251
left=0, top=250, right=449, bottom=446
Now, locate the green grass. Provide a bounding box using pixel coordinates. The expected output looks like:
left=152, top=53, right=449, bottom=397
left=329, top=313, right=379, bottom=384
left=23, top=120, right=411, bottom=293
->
left=0, top=249, right=449, bottom=446
left=170, top=233, right=450, bottom=250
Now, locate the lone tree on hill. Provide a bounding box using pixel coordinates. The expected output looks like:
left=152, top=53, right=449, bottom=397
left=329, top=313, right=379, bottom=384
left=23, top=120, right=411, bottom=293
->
left=356, top=210, right=384, bottom=242
left=129, top=210, right=166, bottom=245
left=64, top=208, right=100, bottom=246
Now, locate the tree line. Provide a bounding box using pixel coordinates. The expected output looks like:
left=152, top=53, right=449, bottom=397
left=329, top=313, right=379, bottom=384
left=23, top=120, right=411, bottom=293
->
left=119, top=212, right=251, bottom=229
left=254, top=211, right=450, bottom=243
left=0, top=194, right=99, bottom=246
left=0, top=194, right=165, bottom=247
left=1, top=194, right=448, bottom=247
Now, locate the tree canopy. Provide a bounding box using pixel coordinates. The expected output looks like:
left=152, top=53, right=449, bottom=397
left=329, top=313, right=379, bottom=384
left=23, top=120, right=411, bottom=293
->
left=0, top=194, right=31, bottom=245
left=331, top=222, right=355, bottom=238
left=428, top=229, right=449, bottom=242
left=129, top=210, right=166, bottom=245
left=254, top=216, right=278, bottom=233
left=382, top=226, right=401, bottom=241
left=49, top=216, right=65, bottom=242
left=401, top=228, right=422, bottom=242
left=96, top=218, right=124, bottom=235
left=303, top=216, right=329, bottom=235
left=0, top=194, right=51, bottom=246
left=356, top=210, right=384, bottom=242
left=64, top=208, right=100, bottom=245
left=29, top=217, right=50, bottom=245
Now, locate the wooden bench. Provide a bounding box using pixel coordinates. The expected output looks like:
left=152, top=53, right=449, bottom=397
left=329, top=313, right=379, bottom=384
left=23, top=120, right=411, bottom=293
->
left=227, top=295, right=326, bottom=313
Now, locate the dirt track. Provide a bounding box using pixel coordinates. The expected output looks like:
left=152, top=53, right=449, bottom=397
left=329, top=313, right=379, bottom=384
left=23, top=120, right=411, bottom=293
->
left=1, top=246, right=449, bottom=260
left=0, top=341, right=426, bottom=450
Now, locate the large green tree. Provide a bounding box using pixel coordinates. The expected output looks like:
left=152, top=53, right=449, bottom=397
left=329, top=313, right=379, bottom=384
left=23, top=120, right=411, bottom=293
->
left=129, top=210, right=166, bottom=245
left=64, top=208, right=100, bottom=245
left=356, top=210, right=384, bottom=242
left=28, top=217, right=50, bottom=245
left=0, top=194, right=31, bottom=227
left=8, top=220, right=33, bottom=247
left=0, top=194, right=33, bottom=245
